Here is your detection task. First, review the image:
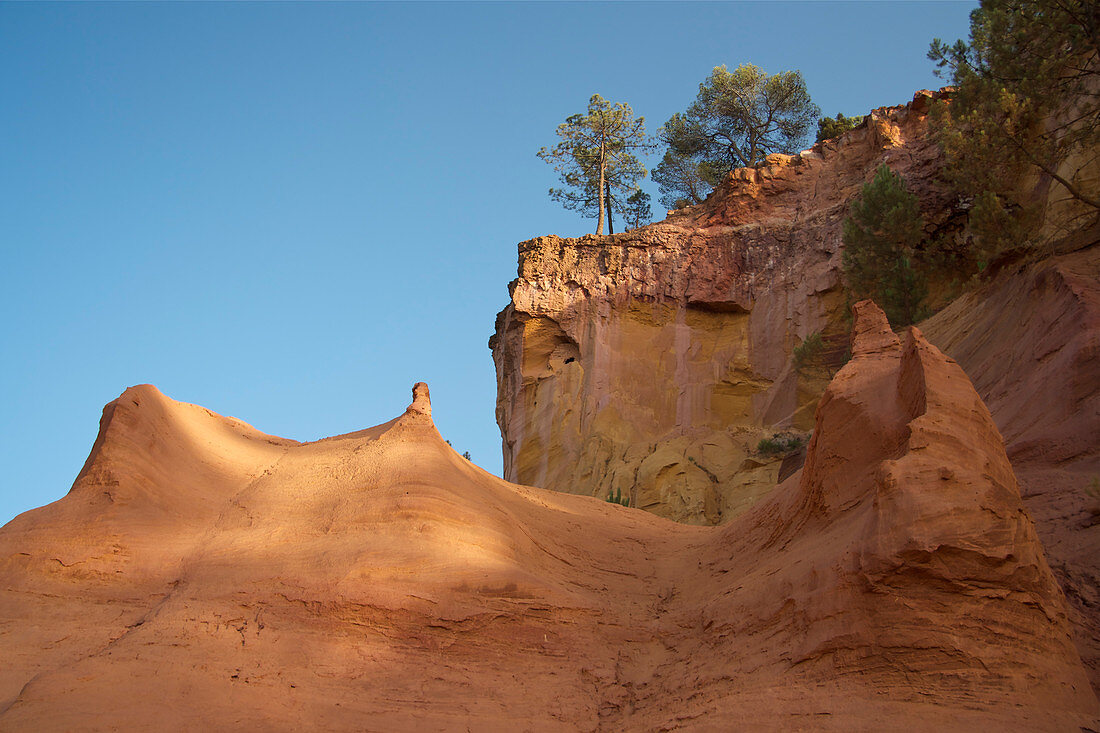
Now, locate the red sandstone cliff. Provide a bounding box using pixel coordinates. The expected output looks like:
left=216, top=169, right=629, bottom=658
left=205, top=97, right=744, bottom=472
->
left=2, top=304, right=1096, bottom=729
left=922, top=241, right=1100, bottom=690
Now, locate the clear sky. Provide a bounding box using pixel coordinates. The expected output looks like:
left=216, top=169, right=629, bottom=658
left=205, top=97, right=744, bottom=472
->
left=0, top=1, right=976, bottom=526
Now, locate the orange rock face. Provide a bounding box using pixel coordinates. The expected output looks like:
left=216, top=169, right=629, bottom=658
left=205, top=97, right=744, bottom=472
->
left=922, top=243, right=1100, bottom=691
left=2, top=303, right=1096, bottom=730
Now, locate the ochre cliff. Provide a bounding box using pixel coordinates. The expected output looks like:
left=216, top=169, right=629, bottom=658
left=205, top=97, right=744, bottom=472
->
left=491, top=90, right=960, bottom=524
left=922, top=241, right=1100, bottom=691
left=2, top=307, right=1097, bottom=729
left=492, top=80, right=1100, bottom=693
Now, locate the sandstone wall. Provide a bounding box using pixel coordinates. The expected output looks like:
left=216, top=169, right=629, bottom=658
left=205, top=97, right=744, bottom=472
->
left=922, top=241, right=1100, bottom=691
left=491, top=90, right=958, bottom=524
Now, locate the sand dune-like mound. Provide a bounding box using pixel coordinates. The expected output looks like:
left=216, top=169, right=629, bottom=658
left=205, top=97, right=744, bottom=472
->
left=1, top=304, right=1096, bottom=730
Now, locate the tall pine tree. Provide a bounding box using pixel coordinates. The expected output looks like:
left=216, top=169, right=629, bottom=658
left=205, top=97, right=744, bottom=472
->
left=538, top=95, right=653, bottom=234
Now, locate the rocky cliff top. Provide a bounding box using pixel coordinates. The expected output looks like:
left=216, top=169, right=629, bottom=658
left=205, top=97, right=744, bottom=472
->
left=498, top=89, right=955, bottom=336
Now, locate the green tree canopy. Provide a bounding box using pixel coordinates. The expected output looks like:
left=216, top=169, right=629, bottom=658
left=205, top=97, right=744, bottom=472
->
left=842, top=165, right=929, bottom=327
left=653, top=64, right=820, bottom=209
left=622, top=189, right=652, bottom=230
left=816, top=112, right=867, bottom=143
left=537, top=94, right=653, bottom=235
left=929, top=0, right=1099, bottom=255
left=651, top=148, right=726, bottom=210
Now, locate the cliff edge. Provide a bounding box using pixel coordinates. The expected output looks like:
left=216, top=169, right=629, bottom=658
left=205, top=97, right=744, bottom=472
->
left=491, top=90, right=957, bottom=524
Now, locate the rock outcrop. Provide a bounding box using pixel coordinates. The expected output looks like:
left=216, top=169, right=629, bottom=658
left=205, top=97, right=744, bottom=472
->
left=922, top=241, right=1100, bottom=691
left=491, top=90, right=959, bottom=524
left=2, top=316, right=1097, bottom=729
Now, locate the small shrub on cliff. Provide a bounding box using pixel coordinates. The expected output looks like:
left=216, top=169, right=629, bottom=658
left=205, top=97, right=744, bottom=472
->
left=1084, top=476, right=1100, bottom=518
left=816, top=113, right=866, bottom=143
left=446, top=441, right=472, bottom=461
left=606, top=487, right=630, bottom=507
left=842, top=164, right=931, bottom=327
left=1087, top=477, right=1100, bottom=497
left=792, top=332, right=825, bottom=372
left=757, top=433, right=805, bottom=456
left=1085, top=476, right=1100, bottom=501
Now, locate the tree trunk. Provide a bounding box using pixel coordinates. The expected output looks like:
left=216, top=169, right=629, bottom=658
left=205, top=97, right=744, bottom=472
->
left=596, top=139, right=606, bottom=235
left=606, top=180, right=614, bottom=234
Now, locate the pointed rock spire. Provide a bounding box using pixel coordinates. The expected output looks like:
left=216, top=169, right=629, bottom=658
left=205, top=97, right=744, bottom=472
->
left=405, top=381, right=432, bottom=419
left=850, top=299, right=900, bottom=356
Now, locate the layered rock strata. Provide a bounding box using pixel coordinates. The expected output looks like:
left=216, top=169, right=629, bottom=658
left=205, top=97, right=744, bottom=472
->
left=922, top=241, right=1100, bottom=691
left=491, top=90, right=959, bottom=524
left=2, top=306, right=1096, bottom=729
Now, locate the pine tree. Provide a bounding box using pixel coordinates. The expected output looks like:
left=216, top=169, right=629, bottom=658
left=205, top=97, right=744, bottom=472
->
left=842, top=165, right=929, bottom=327
left=654, top=65, right=819, bottom=208
left=538, top=95, right=653, bottom=235
left=622, top=189, right=652, bottom=230
left=929, top=0, right=1100, bottom=257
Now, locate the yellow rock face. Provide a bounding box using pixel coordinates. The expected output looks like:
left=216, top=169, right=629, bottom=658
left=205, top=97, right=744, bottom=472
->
left=503, top=300, right=805, bottom=525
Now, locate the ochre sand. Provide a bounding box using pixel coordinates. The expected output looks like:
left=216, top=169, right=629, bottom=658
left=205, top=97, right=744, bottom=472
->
left=1, top=303, right=1096, bottom=731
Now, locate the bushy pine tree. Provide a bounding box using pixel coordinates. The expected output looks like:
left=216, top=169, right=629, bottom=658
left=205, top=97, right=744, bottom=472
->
left=929, top=0, right=1099, bottom=258
left=654, top=65, right=819, bottom=209
left=842, top=165, right=929, bottom=327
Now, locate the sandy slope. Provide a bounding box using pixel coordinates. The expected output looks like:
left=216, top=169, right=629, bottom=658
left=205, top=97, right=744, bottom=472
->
left=923, top=243, right=1100, bottom=691
left=0, top=304, right=1096, bottom=731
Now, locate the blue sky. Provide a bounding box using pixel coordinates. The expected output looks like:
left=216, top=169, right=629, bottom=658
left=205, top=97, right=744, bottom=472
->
left=0, top=1, right=976, bottom=525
